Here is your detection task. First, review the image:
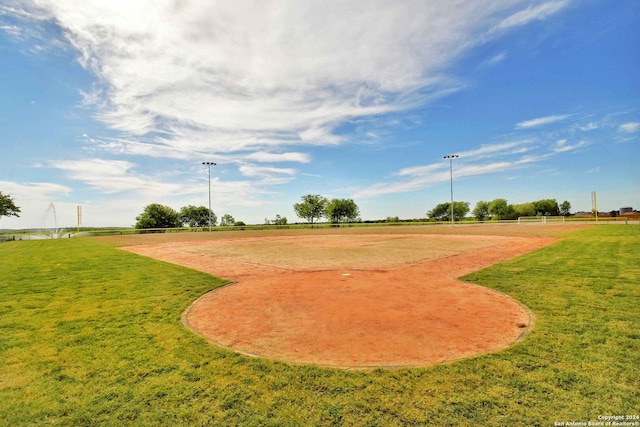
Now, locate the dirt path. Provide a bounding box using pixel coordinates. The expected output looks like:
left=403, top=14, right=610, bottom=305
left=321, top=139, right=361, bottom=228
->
left=122, top=233, right=557, bottom=368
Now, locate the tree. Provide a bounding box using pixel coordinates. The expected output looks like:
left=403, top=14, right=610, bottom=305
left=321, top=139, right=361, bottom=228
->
left=179, top=205, right=216, bottom=227
left=220, top=214, right=235, bottom=226
left=514, top=202, right=536, bottom=217
left=325, top=198, right=360, bottom=224
left=559, top=200, right=571, bottom=216
left=427, top=202, right=450, bottom=221
left=293, top=194, right=328, bottom=226
left=533, top=199, right=559, bottom=216
left=427, top=201, right=469, bottom=222
left=270, top=214, right=288, bottom=225
left=0, top=192, right=21, bottom=219
left=472, top=201, right=490, bottom=221
left=451, top=201, right=470, bottom=221
left=135, top=204, right=181, bottom=229
left=488, top=199, right=517, bottom=220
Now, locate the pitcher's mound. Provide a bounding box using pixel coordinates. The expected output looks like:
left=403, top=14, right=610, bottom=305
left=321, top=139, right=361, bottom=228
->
left=124, top=234, right=555, bottom=368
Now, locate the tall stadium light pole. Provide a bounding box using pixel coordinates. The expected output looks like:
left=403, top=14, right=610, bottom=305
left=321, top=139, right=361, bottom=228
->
left=443, top=154, right=459, bottom=226
left=202, top=162, right=216, bottom=231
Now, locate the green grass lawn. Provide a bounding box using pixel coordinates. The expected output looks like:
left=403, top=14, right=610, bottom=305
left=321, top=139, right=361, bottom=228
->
left=1, top=225, right=638, bottom=426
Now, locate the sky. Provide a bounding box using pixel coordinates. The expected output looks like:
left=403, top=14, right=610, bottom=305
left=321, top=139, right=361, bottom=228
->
left=0, top=0, right=638, bottom=229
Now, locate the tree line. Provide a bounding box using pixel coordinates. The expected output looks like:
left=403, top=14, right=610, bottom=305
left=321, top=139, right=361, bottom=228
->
left=0, top=189, right=624, bottom=231
left=293, top=194, right=360, bottom=226
left=133, top=195, right=361, bottom=230
left=134, top=204, right=246, bottom=229
left=427, top=198, right=572, bottom=222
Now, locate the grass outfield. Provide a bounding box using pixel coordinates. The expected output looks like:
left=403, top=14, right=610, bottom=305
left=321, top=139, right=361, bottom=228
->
left=0, top=225, right=638, bottom=425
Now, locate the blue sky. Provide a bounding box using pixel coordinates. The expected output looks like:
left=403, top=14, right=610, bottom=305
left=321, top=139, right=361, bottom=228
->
left=1, top=0, right=638, bottom=229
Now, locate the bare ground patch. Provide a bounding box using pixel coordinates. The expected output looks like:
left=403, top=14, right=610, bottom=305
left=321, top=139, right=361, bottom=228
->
left=122, top=232, right=559, bottom=368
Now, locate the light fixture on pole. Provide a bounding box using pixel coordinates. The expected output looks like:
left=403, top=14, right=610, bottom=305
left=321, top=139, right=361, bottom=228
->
left=202, top=162, right=216, bottom=231
left=443, top=154, right=459, bottom=226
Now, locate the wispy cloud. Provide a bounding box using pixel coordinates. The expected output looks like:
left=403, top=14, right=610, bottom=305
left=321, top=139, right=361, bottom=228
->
left=516, top=114, right=573, bottom=129
left=353, top=141, right=548, bottom=198
left=551, top=139, right=588, bottom=153
left=46, top=158, right=184, bottom=196
left=238, top=165, right=296, bottom=178
left=246, top=152, right=310, bottom=164
left=458, top=140, right=536, bottom=159
left=578, top=122, right=599, bottom=131
left=0, top=180, right=73, bottom=228
left=7, top=1, right=571, bottom=161
left=481, top=52, right=507, bottom=68
left=619, top=122, right=639, bottom=133
left=496, top=0, right=570, bottom=30
left=0, top=180, right=71, bottom=198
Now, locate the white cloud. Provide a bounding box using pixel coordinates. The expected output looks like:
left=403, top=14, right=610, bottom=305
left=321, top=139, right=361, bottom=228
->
left=0, top=180, right=74, bottom=229
left=245, top=151, right=310, bottom=164
left=458, top=140, right=536, bottom=159
left=353, top=160, right=528, bottom=199
left=47, top=158, right=184, bottom=196
left=238, top=165, right=296, bottom=178
left=619, top=122, right=639, bottom=133
left=0, top=180, right=71, bottom=198
left=7, top=0, right=571, bottom=159
left=551, top=139, right=587, bottom=153
left=481, top=52, right=507, bottom=68
left=516, top=114, right=573, bottom=129
left=496, top=1, right=570, bottom=30
left=578, top=122, right=598, bottom=131
left=353, top=140, right=554, bottom=199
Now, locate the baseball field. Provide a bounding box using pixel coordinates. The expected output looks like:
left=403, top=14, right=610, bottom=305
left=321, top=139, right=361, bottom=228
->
left=1, top=224, right=638, bottom=425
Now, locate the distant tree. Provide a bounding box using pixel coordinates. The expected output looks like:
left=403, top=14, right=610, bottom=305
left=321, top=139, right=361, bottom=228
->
left=533, top=199, right=559, bottom=216
left=472, top=201, right=490, bottom=221
left=293, top=194, right=328, bottom=226
left=234, top=221, right=246, bottom=226
left=220, top=214, right=235, bottom=226
left=270, top=214, right=288, bottom=225
left=428, top=201, right=469, bottom=222
left=386, top=216, right=400, bottom=223
left=514, top=202, right=536, bottom=217
left=451, top=201, right=470, bottom=221
left=135, top=204, right=181, bottom=229
left=0, top=192, right=21, bottom=219
left=427, top=202, right=450, bottom=221
left=609, top=210, right=618, bottom=218
left=559, top=200, right=571, bottom=216
left=179, top=205, right=216, bottom=227
left=488, top=199, right=517, bottom=220
left=325, top=198, right=360, bottom=224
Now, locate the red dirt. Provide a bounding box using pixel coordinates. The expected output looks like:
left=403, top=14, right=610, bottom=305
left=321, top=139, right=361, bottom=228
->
left=122, top=233, right=557, bottom=368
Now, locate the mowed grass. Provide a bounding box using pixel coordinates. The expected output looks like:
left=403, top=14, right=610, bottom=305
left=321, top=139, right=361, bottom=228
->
left=0, top=225, right=638, bottom=426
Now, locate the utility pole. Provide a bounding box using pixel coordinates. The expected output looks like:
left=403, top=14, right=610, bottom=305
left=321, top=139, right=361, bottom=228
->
left=444, top=154, right=459, bottom=226
left=202, top=162, right=216, bottom=231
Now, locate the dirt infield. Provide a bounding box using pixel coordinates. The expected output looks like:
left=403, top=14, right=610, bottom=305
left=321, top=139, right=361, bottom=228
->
left=118, top=226, right=574, bottom=368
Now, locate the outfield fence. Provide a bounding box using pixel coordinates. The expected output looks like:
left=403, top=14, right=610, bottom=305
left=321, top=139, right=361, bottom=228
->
left=1, top=216, right=637, bottom=241
left=517, top=215, right=567, bottom=224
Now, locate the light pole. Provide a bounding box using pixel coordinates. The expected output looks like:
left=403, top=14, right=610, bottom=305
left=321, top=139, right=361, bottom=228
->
left=202, top=162, right=216, bottom=231
left=443, top=154, right=459, bottom=226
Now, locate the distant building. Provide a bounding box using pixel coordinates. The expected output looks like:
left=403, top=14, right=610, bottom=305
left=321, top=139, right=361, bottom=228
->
left=619, top=207, right=640, bottom=220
